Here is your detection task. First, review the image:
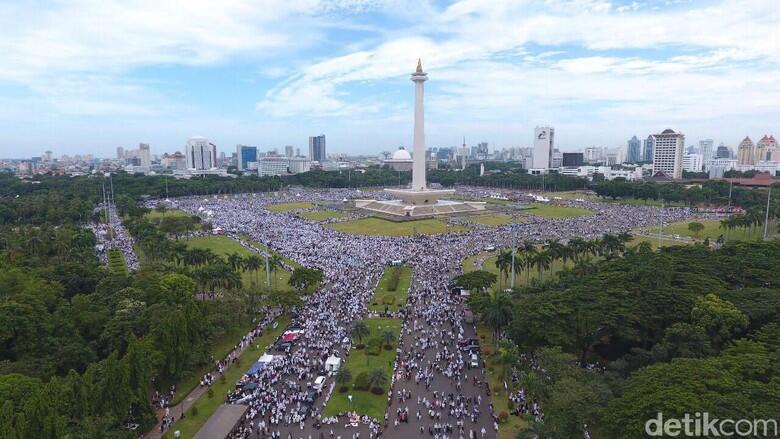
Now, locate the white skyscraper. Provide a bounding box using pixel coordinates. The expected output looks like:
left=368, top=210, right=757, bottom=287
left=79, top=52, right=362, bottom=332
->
left=139, top=143, right=151, bottom=168
left=699, top=139, right=714, bottom=162
left=532, top=126, right=554, bottom=169
left=652, top=129, right=685, bottom=179
left=186, top=137, right=214, bottom=170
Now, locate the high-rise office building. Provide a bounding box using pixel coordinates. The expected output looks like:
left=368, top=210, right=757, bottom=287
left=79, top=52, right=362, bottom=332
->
left=116, top=146, right=124, bottom=160
left=236, top=145, right=258, bottom=171
left=682, top=153, right=703, bottom=172
left=626, top=136, right=641, bottom=163
left=643, top=135, right=654, bottom=162
left=186, top=137, right=215, bottom=170
left=258, top=157, right=289, bottom=176
left=532, top=126, right=554, bottom=169
left=699, top=139, right=714, bottom=164
left=755, top=135, right=776, bottom=162
left=139, top=143, right=151, bottom=168
left=737, top=137, right=755, bottom=165
left=716, top=143, right=731, bottom=159
left=285, top=145, right=294, bottom=158
left=651, top=129, right=685, bottom=179
left=562, top=152, right=584, bottom=167
left=308, top=135, right=326, bottom=162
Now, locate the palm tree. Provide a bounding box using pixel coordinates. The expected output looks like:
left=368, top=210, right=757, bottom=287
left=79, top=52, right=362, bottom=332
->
left=335, top=367, right=352, bottom=391
left=533, top=250, right=552, bottom=282
left=244, top=254, right=263, bottom=287
left=568, top=237, right=588, bottom=263
left=545, top=239, right=564, bottom=272
left=379, top=329, right=395, bottom=349
left=351, top=321, right=370, bottom=346
left=268, top=254, right=283, bottom=289
left=227, top=252, right=244, bottom=272
left=481, top=290, right=513, bottom=345
left=495, top=340, right=519, bottom=382
left=521, top=241, right=537, bottom=286
left=367, top=368, right=388, bottom=391
left=495, top=250, right=512, bottom=289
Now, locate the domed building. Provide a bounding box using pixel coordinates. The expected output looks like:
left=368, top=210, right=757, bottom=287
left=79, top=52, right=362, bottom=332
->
left=384, top=147, right=414, bottom=171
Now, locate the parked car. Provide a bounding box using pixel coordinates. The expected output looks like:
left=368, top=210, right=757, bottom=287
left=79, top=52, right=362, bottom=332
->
left=470, top=353, right=479, bottom=369
left=313, top=375, right=326, bottom=391
left=276, top=341, right=293, bottom=351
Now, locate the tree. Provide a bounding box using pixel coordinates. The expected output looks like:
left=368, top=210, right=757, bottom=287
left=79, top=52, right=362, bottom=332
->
left=351, top=321, right=370, bottom=346
left=494, top=250, right=512, bottom=289
left=268, top=254, right=283, bottom=289
left=691, top=293, right=748, bottom=348
left=452, top=270, right=497, bottom=292
left=335, top=367, right=352, bottom=392
left=288, top=267, right=323, bottom=292
left=366, top=368, right=388, bottom=392
left=478, top=290, right=513, bottom=345
left=244, top=254, right=263, bottom=287
left=687, top=221, right=705, bottom=238
left=379, top=329, right=395, bottom=350
left=494, top=340, right=518, bottom=381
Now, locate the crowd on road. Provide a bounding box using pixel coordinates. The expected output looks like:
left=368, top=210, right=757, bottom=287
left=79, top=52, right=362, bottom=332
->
left=86, top=203, right=140, bottom=270
left=146, top=187, right=697, bottom=439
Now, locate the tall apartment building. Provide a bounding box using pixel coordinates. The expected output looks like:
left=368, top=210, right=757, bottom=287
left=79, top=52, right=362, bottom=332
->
left=626, top=136, right=641, bottom=163
left=698, top=139, right=714, bottom=162
left=651, top=129, right=685, bottom=179
left=643, top=135, right=654, bottom=162
left=186, top=137, right=216, bottom=170
left=736, top=137, right=755, bottom=166
left=236, top=145, right=258, bottom=171
left=139, top=143, right=151, bottom=168
left=532, top=126, right=554, bottom=169
left=308, top=135, right=326, bottom=162
left=285, top=145, right=294, bottom=158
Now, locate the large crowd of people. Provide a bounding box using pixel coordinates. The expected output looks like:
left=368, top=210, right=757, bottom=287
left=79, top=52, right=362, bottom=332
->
left=86, top=203, right=140, bottom=270
left=141, top=187, right=697, bottom=439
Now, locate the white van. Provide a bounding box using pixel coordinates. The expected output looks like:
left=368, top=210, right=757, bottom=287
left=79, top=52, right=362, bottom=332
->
left=313, top=375, right=326, bottom=391
left=470, top=353, right=479, bottom=369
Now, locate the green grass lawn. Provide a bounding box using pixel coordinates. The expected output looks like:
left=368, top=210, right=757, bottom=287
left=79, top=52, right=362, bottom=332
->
left=162, top=316, right=291, bottom=439
left=299, top=210, right=347, bottom=221
left=266, top=202, right=315, bottom=212
left=475, top=324, right=528, bottom=439
left=323, top=318, right=402, bottom=420
left=144, top=209, right=193, bottom=221
left=464, top=213, right=524, bottom=227
left=522, top=203, right=595, bottom=219
left=630, top=235, right=692, bottom=249
left=185, top=236, right=292, bottom=290
left=368, top=266, right=412, bottom=313
left=327, top=217, right=467, bottom=236
left=645, top=219, right=766, bottom=241
left=107, top=248, right=128, bottom=275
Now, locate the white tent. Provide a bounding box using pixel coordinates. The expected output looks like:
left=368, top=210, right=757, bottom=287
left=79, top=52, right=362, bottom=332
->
left=325, top=355, right=341, bottom=372
left=258, top=354, right=275, bottom=364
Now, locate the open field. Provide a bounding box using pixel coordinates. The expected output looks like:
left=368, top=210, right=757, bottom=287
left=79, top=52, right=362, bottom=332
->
left=327, top=217, right=467, bottom=236
left=185, top=236, right=292, bottom=289
left=323, top=318, right=402, bottom=420
left=475, top=324, right=528, bottom=439
left=266, top=202, right=315, bottom=212
left=163, top=316, right=291, bottom=439
left=644, top=219, right=767, bottom=241
left=299, top=210, right=347, bottom=221
left=144, top=209, right=193, bottom=221
left=369, top=266, right=412, bottom=313
left=522, top=203, right=595, bottom=219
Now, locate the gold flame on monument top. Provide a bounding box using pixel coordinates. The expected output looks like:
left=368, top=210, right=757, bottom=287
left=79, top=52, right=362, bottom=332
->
left=416, top=58, right=423, bottom=73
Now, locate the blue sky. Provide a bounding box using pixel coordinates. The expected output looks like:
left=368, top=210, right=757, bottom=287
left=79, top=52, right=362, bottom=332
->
left=0, top=0, right=778, bottom=158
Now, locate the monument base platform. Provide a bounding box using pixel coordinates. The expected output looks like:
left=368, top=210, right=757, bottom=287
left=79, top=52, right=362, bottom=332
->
left=354, top=198, right=486, bottom=217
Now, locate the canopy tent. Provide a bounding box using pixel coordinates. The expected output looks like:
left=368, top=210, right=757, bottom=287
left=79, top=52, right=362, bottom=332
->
left=325, top=355, right=341, bottom=372
left=246, top=353, right=276, bottom=375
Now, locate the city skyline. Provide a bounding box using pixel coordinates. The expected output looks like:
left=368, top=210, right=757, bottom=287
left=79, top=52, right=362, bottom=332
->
left=0, top=0, right=778, bottom=157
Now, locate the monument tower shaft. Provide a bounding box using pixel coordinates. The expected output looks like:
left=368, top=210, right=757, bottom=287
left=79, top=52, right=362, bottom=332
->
left=411, top=59, right=428, bottom=191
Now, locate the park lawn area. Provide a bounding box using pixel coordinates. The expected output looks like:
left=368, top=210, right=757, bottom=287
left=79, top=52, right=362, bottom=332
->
left=238, top=235, right=302, bottom=270
left=475, top=324, right=528, bottom=439
left=107, top=248, right=128, bottom=275
left=327, top=217, right=467, bottom=236
left=185, top=236, right=292, bottom=290
left=644, top=219, right=765, bottom=241
left=465, top=213, right=526, bottom=227
left=162, top=316, right=291, bottom=439
left=322, top=318, right=402, bottom=420
left=299, top=210, right=348, bottom=221
left=630, top=235, right=692, bottom=249
left=266, top=202, right=315, bottom=212
left=522, top=203, right=595, bottom=219
left=369, top=266, right=412, bottom=313
left=144, top=208, right=192, bottom=221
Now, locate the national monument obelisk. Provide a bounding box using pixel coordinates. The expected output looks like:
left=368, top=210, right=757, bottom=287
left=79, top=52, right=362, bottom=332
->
left=355, top=60, right=485, bottom=217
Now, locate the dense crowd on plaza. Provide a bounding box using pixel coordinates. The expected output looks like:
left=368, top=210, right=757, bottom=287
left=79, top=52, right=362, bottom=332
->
left=138, top=187, right=698, bottom=439
left=86, top=204, right=140, bottom=270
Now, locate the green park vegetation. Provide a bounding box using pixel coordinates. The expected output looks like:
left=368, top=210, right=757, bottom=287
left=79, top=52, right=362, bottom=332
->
left=162, top=316, right=290, bottom=439
left=522, top=203, right=594, bottom=219
left=323, top=318, right=402, bottom=420
left=369, top=266, right=412, bottom=313
left=327, top=217, right=467, bottom=236
left=107, top=248, right=128, bottom=275
left=299, top=210, right=347, bottom=221
left=463, top=238, right=780, bottom=438
left=646, top=217, right=773, bottom=242
left=266, top=201, right=315, bottom=212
